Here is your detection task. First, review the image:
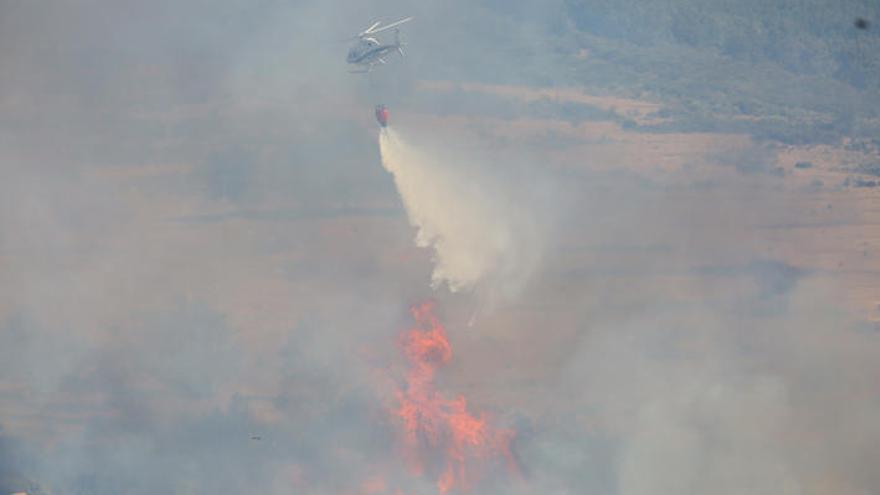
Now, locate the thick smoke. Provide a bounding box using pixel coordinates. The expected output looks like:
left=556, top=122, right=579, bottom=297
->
left=379, top=128, right=542, bottom=299
left=2, top=0, right=880, bottom=494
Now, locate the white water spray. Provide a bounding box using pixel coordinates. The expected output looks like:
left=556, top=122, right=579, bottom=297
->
left=379, top=128, right=539, bottom=298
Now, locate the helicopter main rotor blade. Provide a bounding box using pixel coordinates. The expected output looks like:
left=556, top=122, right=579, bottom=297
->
left=366, top=16, right=413, bottom=35
left=360, top=20, right=382, bottom=36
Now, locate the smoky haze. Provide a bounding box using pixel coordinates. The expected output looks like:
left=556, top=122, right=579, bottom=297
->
left=2, top=1, right=880, bottom=494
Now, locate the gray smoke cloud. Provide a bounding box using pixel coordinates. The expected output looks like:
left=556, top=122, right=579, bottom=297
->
left=2, top=0, right=879, bottom=494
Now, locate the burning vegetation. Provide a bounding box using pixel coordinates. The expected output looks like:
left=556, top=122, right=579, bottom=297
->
left=388, top=302, right=520, bottom=493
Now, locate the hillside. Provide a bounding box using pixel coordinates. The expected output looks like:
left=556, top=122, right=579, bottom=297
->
left=462, top=0, right=880, bottom=144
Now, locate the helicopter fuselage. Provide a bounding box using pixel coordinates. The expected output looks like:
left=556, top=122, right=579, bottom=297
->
left=345, top=17, right=412, bottom=72
left=347, top=38, right=396, bottom=66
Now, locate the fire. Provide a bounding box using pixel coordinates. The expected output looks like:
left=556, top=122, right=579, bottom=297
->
left=393, top=302, right=519, bottom=493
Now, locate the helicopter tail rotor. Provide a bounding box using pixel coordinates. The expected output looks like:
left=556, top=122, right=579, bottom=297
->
left=395, top=29, right=406, bottom=56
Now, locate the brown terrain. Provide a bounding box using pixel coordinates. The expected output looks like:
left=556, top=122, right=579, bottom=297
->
left=393, top=82, right=880, bottom=461
left=3, top=78, right=878, bottom=494
left=412, top=80, right=880, bottom=322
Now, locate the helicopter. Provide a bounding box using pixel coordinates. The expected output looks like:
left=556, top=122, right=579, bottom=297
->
left=345, top=16, right=413, bottom=73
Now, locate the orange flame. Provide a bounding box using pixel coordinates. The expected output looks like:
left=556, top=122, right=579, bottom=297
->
left=393, top=302, right=519, bottom=493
